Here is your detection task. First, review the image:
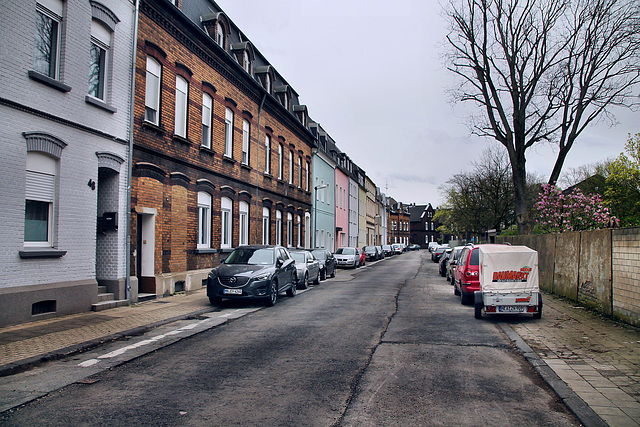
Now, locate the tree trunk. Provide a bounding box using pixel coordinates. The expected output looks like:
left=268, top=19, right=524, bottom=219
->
left=511, top=149, right=530, bottom=234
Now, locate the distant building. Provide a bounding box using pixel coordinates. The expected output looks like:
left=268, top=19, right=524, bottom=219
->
left=388, top=198, right=411, bottom=246
left=410, top=204, right=440, bottom=248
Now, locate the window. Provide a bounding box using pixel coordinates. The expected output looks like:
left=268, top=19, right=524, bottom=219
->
left=174, top=76, right=188, bottom=137
left=297, top=215, right=302, bottom=247
left=88, top=20, right=111, bottom=101
left=262, top=207, right=270, bottom=244
left=243, top=50, right=250, bottom=73
left=298, top=157, right=302, bottom=188
left=276, top=210, right=282, bottom=246
left=215, top=22, right=224, bottom=47
left=145, top=57, right=161, bottom=124
left=306, top=162, right=310, bottom=191
left=34, top=1, right=62, bottom=79
left=242, top=119, right=250, bottom=165
left=278, top=144, right=283, bottom=180
left=202, top=93, right=212, bottom=148
left=287, top=213, right=293, bottom=247
left=197, top=192, right=211, bottom=248
left=221, top=197, right=232, bottom=248
left=239, top=201, right=249, bottom=246
left=264, top=135, right=271, bottom=174
left=25, top=152, right=56, bottom=246
left=224, top=107, right=233, bottom=158
left=265, top=73, right=271, bottom=94
left=288, top=151, right=293, bottom=184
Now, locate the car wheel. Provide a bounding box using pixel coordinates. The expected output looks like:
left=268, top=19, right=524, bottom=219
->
left=266, top=281, right=278, bottom=306
left=474, top=302, right=483, bottom=319
left=461, top=291, right=472, bottom=305
left=313, top=271, right=320, bottom=285
left=286, top=280, right=297, bottom=297
left=454, top=282, right=461, bottom=296
left=298, top=272, right=309, bottom=290
left=533, top=294, right=543, bottom=319
left=209, top=297, right=222, bottom=305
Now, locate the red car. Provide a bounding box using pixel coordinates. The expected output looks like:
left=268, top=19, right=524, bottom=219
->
left=453, top=245, right=481, bottom=305
left=357, top=248, right=366, bottom=267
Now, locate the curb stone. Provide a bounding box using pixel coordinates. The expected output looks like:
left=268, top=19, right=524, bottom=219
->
left=500, top=323, right=608, bottom=427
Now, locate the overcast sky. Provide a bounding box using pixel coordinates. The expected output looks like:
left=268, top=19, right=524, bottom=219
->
left=217, top=0, right=638, bottom=206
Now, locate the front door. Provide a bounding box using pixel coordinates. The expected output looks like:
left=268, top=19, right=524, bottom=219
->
left=137, top=212, right=156, bottom=294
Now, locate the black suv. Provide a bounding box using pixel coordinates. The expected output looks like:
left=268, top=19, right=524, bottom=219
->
left=207, top=245, right=297, bottom=306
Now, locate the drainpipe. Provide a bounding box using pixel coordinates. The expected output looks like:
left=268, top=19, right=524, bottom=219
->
left=255, top=92, right=267, bottom=243
left=125, top=0, right=140, bottom=303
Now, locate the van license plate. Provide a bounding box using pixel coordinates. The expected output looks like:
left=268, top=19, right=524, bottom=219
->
left=223, top=289, right=242, bottom=295
left=499, top=305, right=525, bottom=313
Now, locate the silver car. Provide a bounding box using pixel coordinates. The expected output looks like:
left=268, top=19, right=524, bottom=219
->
left=334, top=247, right=358, bottom=268
left=290, top=250, right=321, bottom=289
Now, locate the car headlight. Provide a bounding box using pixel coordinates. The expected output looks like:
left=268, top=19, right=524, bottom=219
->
left=208, top=269, right=217, bottom=279
left=254, top=273, right=270, bottom=281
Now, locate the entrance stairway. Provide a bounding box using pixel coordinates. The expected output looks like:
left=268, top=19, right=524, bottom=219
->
left=91, top=285, right=128, bottom=311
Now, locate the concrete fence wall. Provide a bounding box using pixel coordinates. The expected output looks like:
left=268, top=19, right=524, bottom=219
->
left=498, top=227, right=640, bottom=326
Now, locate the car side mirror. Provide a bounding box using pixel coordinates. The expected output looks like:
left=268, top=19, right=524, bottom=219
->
left=276, top=259, right=284, bottom=268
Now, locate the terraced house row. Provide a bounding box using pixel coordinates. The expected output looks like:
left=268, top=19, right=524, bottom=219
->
left=0, top=0, right=398, bottom=327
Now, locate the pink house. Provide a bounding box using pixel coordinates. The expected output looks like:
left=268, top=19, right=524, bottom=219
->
left=335, top=166, right=350, bottom=250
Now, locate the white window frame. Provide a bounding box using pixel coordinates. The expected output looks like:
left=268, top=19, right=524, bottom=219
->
left=298, top=157, right=302, bottom=188
left=202, top=93, right=212, bottom=148
left=262, top=207, right=270, bottom=245
left=276, top=210, right=282, bottom=246
left=287, top=213, right=293, bottom=247
left=239, top=201, right=249, bottom=246
left=288, top=151, right=293, bottom=184
left=88, top=19, right=111, bottom=101
left=306, top=162, right=310, bottom=191
left=221, top=197, right=232, bottom=249
left=297, top=215, right=302, bottom=247
left=242, top=119, right=250, bottom=165
left=145, top=57, right=161, bottom=125
left=197, top=192, right=211, bottom=248
left=224, top=107, right=234, bottom=158
left=24, top=152, right=56, bottom=247
left=216, top=22, right=224, bottom=47
left=278, top=144, right=283, bottom=180
left=175, top=76, right=188, bottom=138
left=34, top=1, right=62, bottom=79
left=264, top=135, right=271, bottom=174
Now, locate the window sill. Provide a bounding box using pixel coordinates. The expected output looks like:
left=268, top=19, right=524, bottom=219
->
left=263, top=173, right=273, bottom=180
left=222, top=156, right=236, bottom=164
left=142, top=120, right=166, bottom=135
left=172, top=134, right=192, bottom=145
left=288, top=183, right=296, bottom=189
left=199, top=146, right=216, bottom=156
left=195, top=248, right=217, bottom=254
left=85, top=95, right=117, bottom=113
left=19, top=248, right=67, bottom=258
left=28, top=70, right=72, bottom=93
left=240, top=163, right=252, bottom=171
left=219, top=247, right=234, bottom=254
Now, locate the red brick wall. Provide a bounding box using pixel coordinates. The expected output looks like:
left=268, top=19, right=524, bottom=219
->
left=131, top=2, right=313, bottom=278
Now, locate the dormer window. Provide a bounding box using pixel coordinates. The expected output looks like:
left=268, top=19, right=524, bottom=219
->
left=265, top=74, right=271, bottom=93
left=231, top=42, right=253, bottom=75
left=216, top=22, right=224, bottom=47
left=243, top=50, right=250, bottom=73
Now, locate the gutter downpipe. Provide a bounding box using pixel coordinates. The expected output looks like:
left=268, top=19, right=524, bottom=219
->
left=125, top=0, right=140, bottom=303
left=255, top=93, right=267, bottom=243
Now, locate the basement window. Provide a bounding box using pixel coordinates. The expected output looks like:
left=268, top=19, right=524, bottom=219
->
left=32, top=300, right=56, bottom=315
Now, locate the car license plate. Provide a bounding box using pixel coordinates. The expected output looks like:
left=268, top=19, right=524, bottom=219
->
left=223, top=289, right=242, bottom=295
left=498, top=305, right=525, bottom=313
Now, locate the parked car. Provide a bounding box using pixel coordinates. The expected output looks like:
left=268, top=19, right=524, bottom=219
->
left=375, top=246, right=385, bottom=259
left=428, top=242, right=440, bottom=252
left=309, top=249, right=336, bottom=280
left=431, top=246, right=447, bottom=262
left=453, top=245, right=486, bottom=305
left=356, top=247, right=366, bottom=267
left=381, top=244, right=394, bottom=256
left=335, top=247, right=359, bottom=268
left=290, top=250, right=321, bottom=289
left=439, top=248, right=452, bottom=277
left=207, top=245, right=297, bottom=307
left=408, top=244, right=421, bottom=251
left=363, top=246, right=380, bottom=261
left=446, top=246, right=465, bottom=283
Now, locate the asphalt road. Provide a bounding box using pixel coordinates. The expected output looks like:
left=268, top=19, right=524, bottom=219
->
left=0, top=251, right=577, bottom=426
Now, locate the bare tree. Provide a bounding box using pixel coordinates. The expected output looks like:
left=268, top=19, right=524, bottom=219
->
left=445, top=0, right=640, bottom=233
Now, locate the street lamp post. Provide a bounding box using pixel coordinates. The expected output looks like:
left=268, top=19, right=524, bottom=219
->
left=313, top=184, right=328, bottom=248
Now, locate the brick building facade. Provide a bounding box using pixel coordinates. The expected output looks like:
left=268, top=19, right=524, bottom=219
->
left=131, top=0, right=315, bottom=297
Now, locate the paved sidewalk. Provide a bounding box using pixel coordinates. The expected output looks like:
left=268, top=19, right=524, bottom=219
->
left=0, top=286, right=639, bottom=426
left=506, top=295, right=640, bottom=427
left=0, top=289, right=215, bottom=377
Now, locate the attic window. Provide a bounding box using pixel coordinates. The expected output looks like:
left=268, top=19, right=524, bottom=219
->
left=216, top=22, right=224, bottom=47
left=243, top=50, right=251, bottom=74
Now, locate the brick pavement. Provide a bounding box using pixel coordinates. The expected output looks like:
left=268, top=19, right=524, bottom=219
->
left=508, top=295, right=640, bottom=426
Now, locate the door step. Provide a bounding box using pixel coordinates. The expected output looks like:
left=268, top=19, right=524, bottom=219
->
left=91, top=299, right=128, bottom=311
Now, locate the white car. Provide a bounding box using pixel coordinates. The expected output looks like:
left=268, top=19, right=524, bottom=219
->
left=334, top=247, right=358, bottom=268
left=289, top=250, right=321, bottom=289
